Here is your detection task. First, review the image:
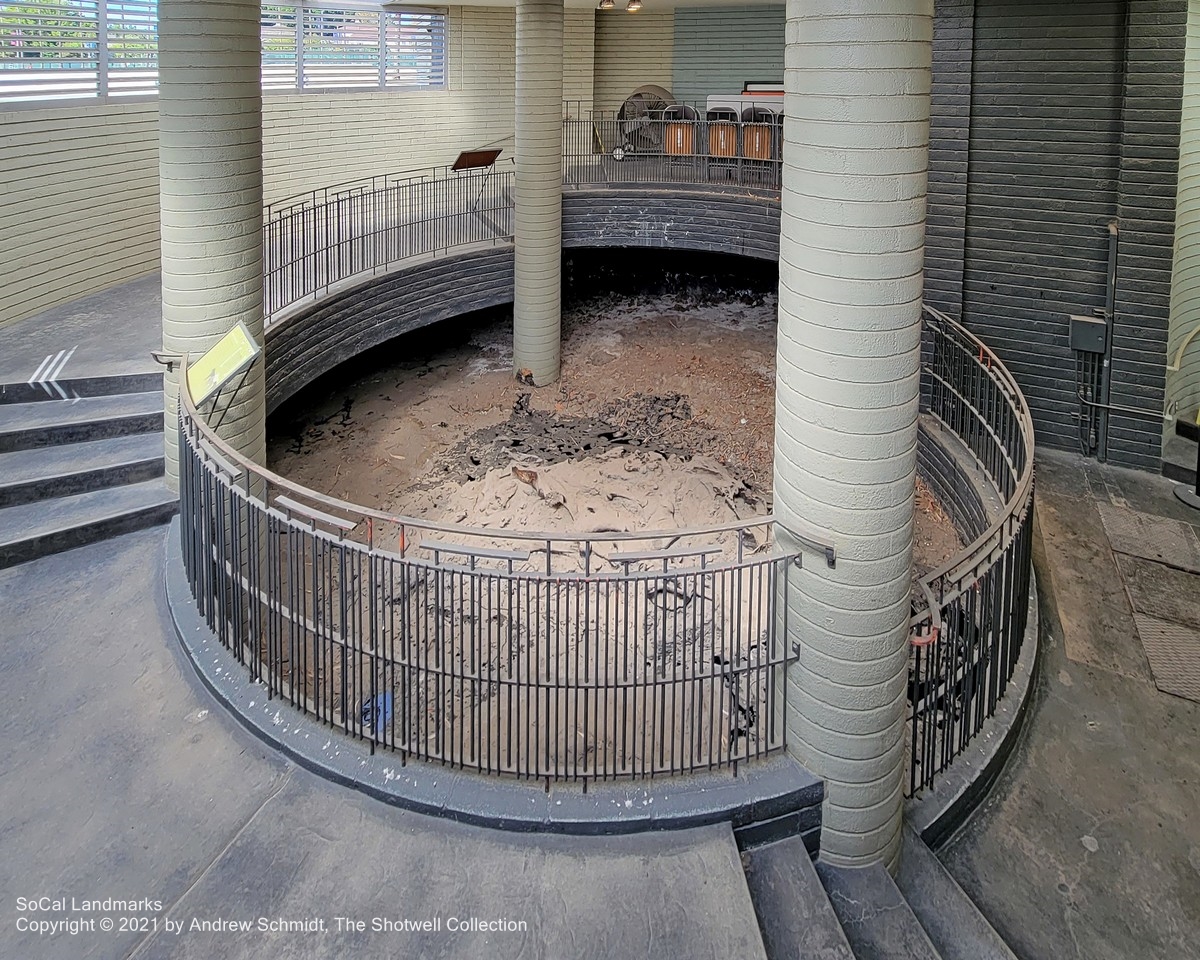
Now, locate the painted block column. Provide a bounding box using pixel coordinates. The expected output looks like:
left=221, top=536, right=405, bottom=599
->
left=513, top=0, right=564, bottom=386
left=159, top=0, right=266, bottom=487
left=774, top=0, right=932, bottom=869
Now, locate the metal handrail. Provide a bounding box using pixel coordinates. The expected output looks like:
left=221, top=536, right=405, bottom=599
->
left=906, top=304, right=1036, bottom=796
left=249, top=167, right=1035, bottom=793
left=178, top=356, right=796, bottom=782
left=910, top=304, right=1036, bottom=636
left=264, top=158, right=516, bottom=321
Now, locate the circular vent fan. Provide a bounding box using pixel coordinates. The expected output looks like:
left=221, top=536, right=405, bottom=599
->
left=617, top=84, right=675, bottom=153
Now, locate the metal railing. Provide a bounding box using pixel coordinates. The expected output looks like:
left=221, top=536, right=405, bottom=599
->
left=179, top=365, right=796, bottom=783
left=253, top=162, right=1035, bottom=793
left=261, top=120, right=784, bottom=322
left=264, top=160, right=515, bottom=320
left=907, top=305, right=1036, bottom=796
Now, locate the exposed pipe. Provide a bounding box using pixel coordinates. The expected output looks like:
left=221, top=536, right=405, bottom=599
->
left=1076, top=390, right=1173, bottom=422
left=1098, top=220, right=1118, bottom=461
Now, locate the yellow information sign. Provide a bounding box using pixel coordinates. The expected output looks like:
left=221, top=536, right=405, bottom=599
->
left=186, top=322, right=262, bottom=406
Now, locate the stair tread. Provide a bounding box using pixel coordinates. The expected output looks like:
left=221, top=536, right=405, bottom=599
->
left=0, top=479, right=176, bottom=546
left=0, top=433, right=163, bottom=487
left=0, top=391, right=162, bottom=434
left=895, top=826, right=1015, bottom=960
left=0, top=372, right=162, bottom=405
left=817, top=861, right=942, bottom=960
left=743, top=836, right=856, bottom=960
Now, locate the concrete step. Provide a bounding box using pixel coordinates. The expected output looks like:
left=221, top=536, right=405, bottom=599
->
left=0, top=433, right=164, bottom=508
left=0, top=392, right=162, bottom=452
left=894, top=826, right=1016, bottom=960
left=743, top=835, right=856, bottom=960
left=1163, top=433, right=1197, bottom=487
left=0, top=479, right=178, bottom=568
left=0, top=372, right=162, bottom=405
left=816, top=861, right=942, bottom=960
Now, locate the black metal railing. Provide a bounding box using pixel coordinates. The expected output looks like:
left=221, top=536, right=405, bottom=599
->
left=254, top=165, right=1035, bottom=794
left=907, top=305, right=1036, bottom=796
left=179, top=368, right=796, bottom=783
left=264, top=160, right=515, bottom=320
left=261, top=120, right=784, bottom=322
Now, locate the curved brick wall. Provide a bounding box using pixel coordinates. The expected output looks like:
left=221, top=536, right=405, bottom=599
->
left=264, top=186, right=782, bottom=411
left=265, top=247, right=514, bottom=413
left=562, top=186, right=781, bottom=260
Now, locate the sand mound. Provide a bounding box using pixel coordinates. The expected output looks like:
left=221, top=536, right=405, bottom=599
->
left=402, top=446, right=765, bottom=540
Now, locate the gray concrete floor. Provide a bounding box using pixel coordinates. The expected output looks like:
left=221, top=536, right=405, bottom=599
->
left=940, top=449, right=1200, bottom=960
left=0, top=528, right=767, bottom=960
left=0, top=274, right=162, bottom=384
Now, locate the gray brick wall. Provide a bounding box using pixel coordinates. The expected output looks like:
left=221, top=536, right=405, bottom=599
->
left=561, top=185, right=782, bottom=258
left=266, top=248, right=515, bottom=413
left=671, top=6, right=786, bottom=106
left=961, top=0, right=1128, bottom=456
left=1109, top=0, right=1187, bottom=470
left=924, top=0, right=975, bottom=317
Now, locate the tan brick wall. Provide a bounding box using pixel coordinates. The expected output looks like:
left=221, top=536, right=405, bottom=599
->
left=592, top=10, right=674, bottom=114
left=0, top=101, right=161, bottom=326
left=0, top=5, right=597, bottom=327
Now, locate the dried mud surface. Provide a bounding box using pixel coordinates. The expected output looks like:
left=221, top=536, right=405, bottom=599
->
left=267, top=288, right=961, bottom=577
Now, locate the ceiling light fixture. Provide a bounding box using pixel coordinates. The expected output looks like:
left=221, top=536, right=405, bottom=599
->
left=626, top=0, right=643, bottom=11
left=598, top=0, right=614, bottom=8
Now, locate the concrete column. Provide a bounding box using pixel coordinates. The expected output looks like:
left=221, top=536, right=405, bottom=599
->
left=159, top=0, right=266, bottom=488
left=512, top=0, right=564, bottom=385
left=774, top=0, right=932, bottom=869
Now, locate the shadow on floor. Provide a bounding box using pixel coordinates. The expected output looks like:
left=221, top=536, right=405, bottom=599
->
left=939, top=448, right=1200, bottom=960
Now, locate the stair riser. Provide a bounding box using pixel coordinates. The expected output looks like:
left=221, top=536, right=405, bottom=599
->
left=0, top=374, right=162, bottom=405
left=0, top=415, right=163, bottom=453
left=0, top=501, right=179, bottom=569
left=0, top=458, right=165, bottom=509
left=1162, top=458, right=1197, bottom=486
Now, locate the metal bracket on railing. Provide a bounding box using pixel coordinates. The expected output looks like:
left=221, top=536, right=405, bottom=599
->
left=911, top=579, right=943, bottom=647
left=150, top=350, right=183, bottom=373
left=778, top=523, right=836, bottom=568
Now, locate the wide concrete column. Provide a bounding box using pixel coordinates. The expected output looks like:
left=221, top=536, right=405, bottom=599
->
left=159, top=0, right=266, bottom=488
left=512, top=0, right=564, bottom=385
left=774, top=0, right=932, bottom=869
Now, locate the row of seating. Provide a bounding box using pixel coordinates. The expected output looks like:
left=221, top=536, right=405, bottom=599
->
left=661, top=106, right=783, bottom=161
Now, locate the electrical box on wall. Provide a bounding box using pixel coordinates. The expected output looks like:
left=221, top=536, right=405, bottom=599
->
left=1069, top=314, right=1108, bottom=353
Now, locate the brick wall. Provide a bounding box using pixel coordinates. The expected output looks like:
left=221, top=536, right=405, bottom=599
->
left=960, top=0, right=1128, bottom=455
left=0, top=6, right=593, bottom=326
left=1168, top=0, right=1200, bottom=425
left=1109, top=0, right=1187, bottom=469
left=593, top=10, right=674, bottom=113
left=670, top=6, right=785, bottom=106
left=0, top=101, right=161, bottom=326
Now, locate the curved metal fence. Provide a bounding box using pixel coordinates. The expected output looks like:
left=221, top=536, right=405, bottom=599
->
left=253, top=166, right=1035, bottom=793
left=264, top=160, right=515, bottom=320
left=261, top=125, right=783, bottom=324
left=907, top=305, right=1036, bottom=796
left=179, top=371, right=797, bottom=782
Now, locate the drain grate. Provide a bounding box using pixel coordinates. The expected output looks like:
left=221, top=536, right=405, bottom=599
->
left=1097, top=503, right=1200, bottom=574
left=1133, top=614, right=1200, bottom=704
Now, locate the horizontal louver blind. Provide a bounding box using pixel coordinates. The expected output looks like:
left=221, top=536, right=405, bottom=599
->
left=261, top=4, right=298, bottom=90
left=105, top=0, right=156, bottom=96
left=0, top=0, right=101, bottom=102
left=0, top=1, right=447, bottom=102
left=385, top=8, right=445, bottom=89
left=301, top=5, right=380, bottom=89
